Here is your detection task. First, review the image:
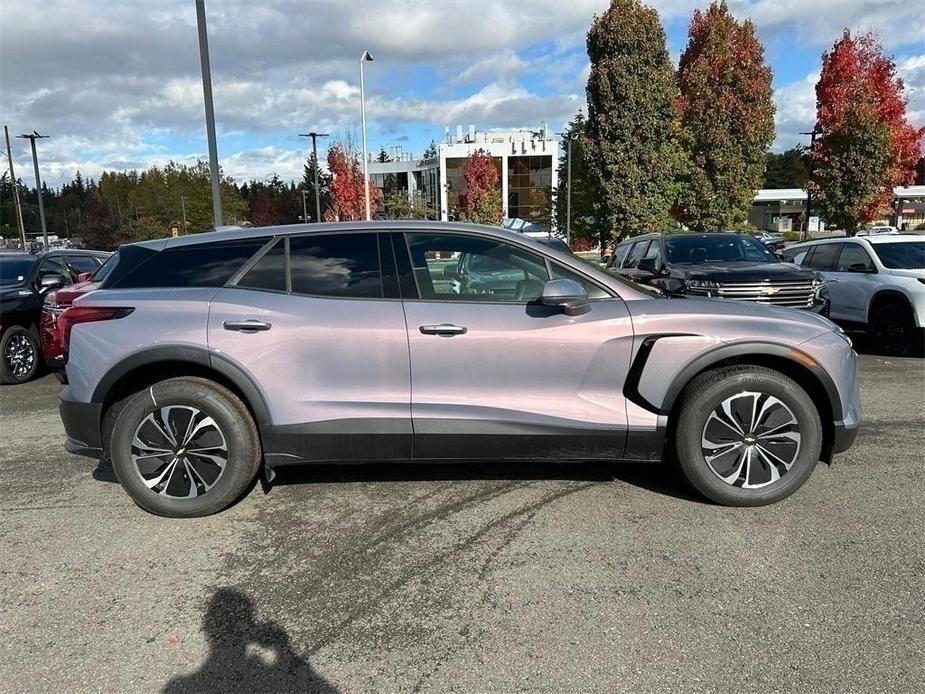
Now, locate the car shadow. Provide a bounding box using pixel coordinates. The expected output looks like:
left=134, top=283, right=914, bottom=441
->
left=268, top=459, right=706, bottom=504
left=162, top=588, right=337, bottom=694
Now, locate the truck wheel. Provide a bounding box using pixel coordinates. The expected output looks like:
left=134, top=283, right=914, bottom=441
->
left=673, top=365, right=822, bottom=506
left=870, top=302, right=916, bottom=356
left=108, top=377, right=261, bottom=517
left=0, top=326, right=40, bottom=385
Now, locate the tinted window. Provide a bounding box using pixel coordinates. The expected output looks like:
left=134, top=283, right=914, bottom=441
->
left=91, top=252, right=119, bottom=282
left=38, top=257, right=73, bottom=284
left=611, top=244, right=630, bottom=268
left=872, top=241, right=925, bottom=269
left=835, top=244, right=875, bottom=272
left=237, top=239, right=287, bottom=292
left=0, top=256, right=37, bottom=286
left=289, top=233, right=382, bottom=298
left=664, top=235, right=777, bottom=264
left=406, top=233, right=548, bottom=302
left=804, top=243, right=840, bottom=271
left=623, top=241, right=650, bottom=269
left=65, top=255, right=100, bottom=274
left=113, top=238, right=267, bottom=288
left=642, top=240, right=662, bottom=266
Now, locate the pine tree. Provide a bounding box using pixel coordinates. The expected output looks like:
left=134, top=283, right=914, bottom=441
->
left=676, top=1, right=775, bottom=230
left=584, top=0, right=680, bottom=241
left=301, top=152, right=331, bottom=223
left=553, top=112, right=597, bottom=243
left=422, top=140, right=438, bottom=159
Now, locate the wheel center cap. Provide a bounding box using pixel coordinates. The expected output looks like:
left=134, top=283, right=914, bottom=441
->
left=176, top=447, right=187, bottom=456
left=743, top=434, right=757, bottom=445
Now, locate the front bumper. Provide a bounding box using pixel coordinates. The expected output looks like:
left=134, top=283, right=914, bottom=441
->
left=833, top=420, right=860, bottom=454
left=60, top=386, right=103, bottom=458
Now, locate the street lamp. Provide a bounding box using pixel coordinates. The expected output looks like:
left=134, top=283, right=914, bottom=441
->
left=195, top=0, right=223, bottom=228
left=16, top=130, right=50, bottom=248
left=298, top=131, right=329, bottom=222
left=359, top=50, right=374, bottom=221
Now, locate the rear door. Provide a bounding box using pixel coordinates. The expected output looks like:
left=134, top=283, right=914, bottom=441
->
left=395, top=230, right=634, bottom=461
left=208, top=231, right=411, bottom=465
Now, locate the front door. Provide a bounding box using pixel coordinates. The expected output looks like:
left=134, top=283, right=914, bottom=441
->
left=395, top=231, right=634, bottom=461
left=208, top=232, right=411, bottom=465
left=829, top=242, right=879, bottom=323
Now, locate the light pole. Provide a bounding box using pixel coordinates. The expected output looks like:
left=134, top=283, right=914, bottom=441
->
left=195, top=0, right=223, bottom=228
left=800, top=127, right=820, bottom=242
left=16, top=131, right=49, bottom=248
left=359, top=50, right=374, bottom=221
left=301, top=190, right=309, bottom=223
left=298, top=131, right=329, bottom=222
left=3, top=126, right=27, bottom=250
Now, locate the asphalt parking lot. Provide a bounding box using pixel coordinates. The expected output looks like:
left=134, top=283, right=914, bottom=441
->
left=1, top=348, right=923, bottom=694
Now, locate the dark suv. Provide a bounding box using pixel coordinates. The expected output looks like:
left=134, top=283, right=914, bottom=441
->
left=606, top=233, right=828, bottom=314
left=57, top=222, right=859, bottom=517
left=0, top=249, right=109, bottom=384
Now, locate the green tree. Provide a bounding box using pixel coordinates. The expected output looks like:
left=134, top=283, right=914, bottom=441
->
left=763, top=148, right=810, bottom=188
left=584, top=0, right=680, bottom=241
left=301, top=152, right=331, bottom=222
left=422, top=140, right=438, bottom=159
left=552, top=112, right=597, bottom=243
left=676, top=1, right=775, bottom=230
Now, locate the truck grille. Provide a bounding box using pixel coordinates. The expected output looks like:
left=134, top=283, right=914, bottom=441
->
left=687, top=280, right=816, bottom=309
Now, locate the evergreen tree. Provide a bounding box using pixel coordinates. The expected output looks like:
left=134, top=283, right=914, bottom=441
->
left=301, top=152, right=332, bottom=223
left=422, top=140, right=438, bottom=159
left=763, top=149, right=810, bottom=189
left=676, top=1, right=775, bottom=230
left=584, top=0, right=680, bottom=241
left=552, top=112, right=597, bottom=243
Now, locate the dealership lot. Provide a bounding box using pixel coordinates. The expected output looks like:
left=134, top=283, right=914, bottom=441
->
left=0, top=349, right=923, bottom=693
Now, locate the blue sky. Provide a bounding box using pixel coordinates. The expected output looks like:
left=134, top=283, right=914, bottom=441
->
left=1, top=0, right=922, bottom=188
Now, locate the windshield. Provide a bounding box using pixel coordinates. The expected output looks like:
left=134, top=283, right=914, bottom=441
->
left=0, top=256, right=38, bottom=287
left=665, top=235, right=778, bottom=264
left=872, top=241, right=925, bottom=269
left=91, top=252, right=118, bottom=282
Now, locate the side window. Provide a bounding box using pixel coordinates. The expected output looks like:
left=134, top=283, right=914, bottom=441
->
left=835, top=244, right=875, bottom=272
left=792, top=250, right=808, bottom=266
left=550, top=263, right=611, bottom=299
left=65, top=255, right=100, bottom=274
left=623, top=241, right=650, bottom=270
left=113, top=238, right=268, bottom=288
left=237, top=239, right=287, bottom=292
left=289, top=233, right=382, bottom=298
left=611, top=244, right=631, bottom=269
left=405, top=233, right=548, bottom=302
left=37, top=257, right=73, bottom=285
left=642, top=240, right=662, bottom=266
left=804, top=243, right=840, bottom=271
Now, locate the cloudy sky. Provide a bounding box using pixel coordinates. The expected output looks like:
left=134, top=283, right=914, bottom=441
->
left=1, top=0, right=923, bottom=188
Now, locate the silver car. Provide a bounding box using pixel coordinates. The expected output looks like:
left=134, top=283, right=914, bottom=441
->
left=57, top=222, right=861, bottom=516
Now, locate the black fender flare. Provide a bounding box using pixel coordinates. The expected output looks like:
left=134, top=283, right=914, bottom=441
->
left=89, top=345, right=271, bottom=426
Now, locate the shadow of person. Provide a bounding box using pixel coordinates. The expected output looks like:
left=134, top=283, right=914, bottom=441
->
left=163, top=588, right=337, bottom=694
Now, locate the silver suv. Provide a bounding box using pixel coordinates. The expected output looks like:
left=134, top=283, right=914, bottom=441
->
left=58, top=222, right=861, bottom=516
left=783, top=234, right=925, bottom=355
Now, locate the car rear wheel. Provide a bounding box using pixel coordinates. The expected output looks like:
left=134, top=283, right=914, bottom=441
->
left=870, top=302, right=917, bottom=356
left=108, top=377, right=261, bottom=517
left=0, top=326, right=40, bottom=385
left=673, top=365, right=822, bottom=506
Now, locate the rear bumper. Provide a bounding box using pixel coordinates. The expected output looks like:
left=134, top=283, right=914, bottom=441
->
left=59, top=386, right=103, bottom=458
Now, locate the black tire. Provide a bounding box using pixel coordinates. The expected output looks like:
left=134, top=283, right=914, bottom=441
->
left=673, top=365, right=822, bottom=506
left=108, top=377, right=261, bottom=517
left=870, top=302, right=918, bottom=357
left=0, top=325, right=41, bottom=385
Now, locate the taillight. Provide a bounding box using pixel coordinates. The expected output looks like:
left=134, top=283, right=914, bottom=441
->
left=59, top=306, right=134, bottom=353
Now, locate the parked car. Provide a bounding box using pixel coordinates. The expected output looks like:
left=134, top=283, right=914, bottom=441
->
left=57, top=222, right=859, bottom=517
left=782, top=235, right=924, bottom=355
left=605, top=232, right=829, bottom=314
left=856, top=226, right=899, bottom=237
left=0, top=249, right=109, bottom=384
left=41, top=251, right=119, bottom=375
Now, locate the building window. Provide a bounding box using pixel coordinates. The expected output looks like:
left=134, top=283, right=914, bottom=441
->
left=445, top=156, right=501, bottom=221
left=507, top=155, right=553, bottom=230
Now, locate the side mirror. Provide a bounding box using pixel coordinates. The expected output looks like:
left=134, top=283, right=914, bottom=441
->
left=76, top=271, right=93, bottom=283
left=637, top=257, right=661, bottom=276
left=541, top=278, right=589, bottom=316
left=654, top=277, right=685, bottom=294
left=39, top=273, right=66, bottom=292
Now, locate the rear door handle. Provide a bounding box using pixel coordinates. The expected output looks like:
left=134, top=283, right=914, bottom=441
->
left=419, top=323, right=467, bottom=336
left=223, top=319, right=272, bottom=332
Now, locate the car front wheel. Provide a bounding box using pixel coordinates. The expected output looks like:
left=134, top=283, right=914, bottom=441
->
left=0, top=325, right=40, bottom=385
left=108, top=377, right=261, bottom=517
left=870, top=302, right=917, bottom=356
left=673, top=365, right=822, bottom=506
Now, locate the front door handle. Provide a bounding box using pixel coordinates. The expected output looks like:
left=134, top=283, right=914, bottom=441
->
left=419, top=323, right=467, bottom=336
left=223, top=319, right=272, bottom=333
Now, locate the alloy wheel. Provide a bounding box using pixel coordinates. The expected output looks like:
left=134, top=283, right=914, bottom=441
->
left=874, top=306, right=910, bottom=356
left=4, top=334, right=36, bottom=379
left=131, top=405, right=228, bottom=499
left=700, top=391, right=801, bottom=489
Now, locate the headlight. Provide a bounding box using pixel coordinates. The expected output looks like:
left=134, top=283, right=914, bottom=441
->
left=686, top=279, right=720, bottom=289
left=812, top=278, right=828, bottom=300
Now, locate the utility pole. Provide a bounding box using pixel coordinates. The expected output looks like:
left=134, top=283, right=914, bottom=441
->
left=301, top=190, right=309, bottom=223
left=195, top=0, right=223, bottom=227
left=298, top=131, right=329, bottom=222
left=180, top=195, right=189, bottom=234
left=800, top=128, right=819, bottom=243
left=3, top=125, right=27, bottom=250
left=359, top=50, right=374, bottom=221
left=16, top=131, right=49, bottom=249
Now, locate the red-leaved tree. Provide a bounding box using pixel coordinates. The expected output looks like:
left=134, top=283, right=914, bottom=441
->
left=460, top=149, right=502, bottom=225
left=324, top=143, right=381, bottom=221
left=809, top=31, right=923, bottom=233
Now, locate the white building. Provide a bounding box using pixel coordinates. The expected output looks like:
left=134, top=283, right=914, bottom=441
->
left=366, top=124, right=559, bottom=230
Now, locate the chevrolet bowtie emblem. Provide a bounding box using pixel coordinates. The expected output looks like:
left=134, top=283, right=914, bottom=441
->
left=761, top=285, right=780, bottom=296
